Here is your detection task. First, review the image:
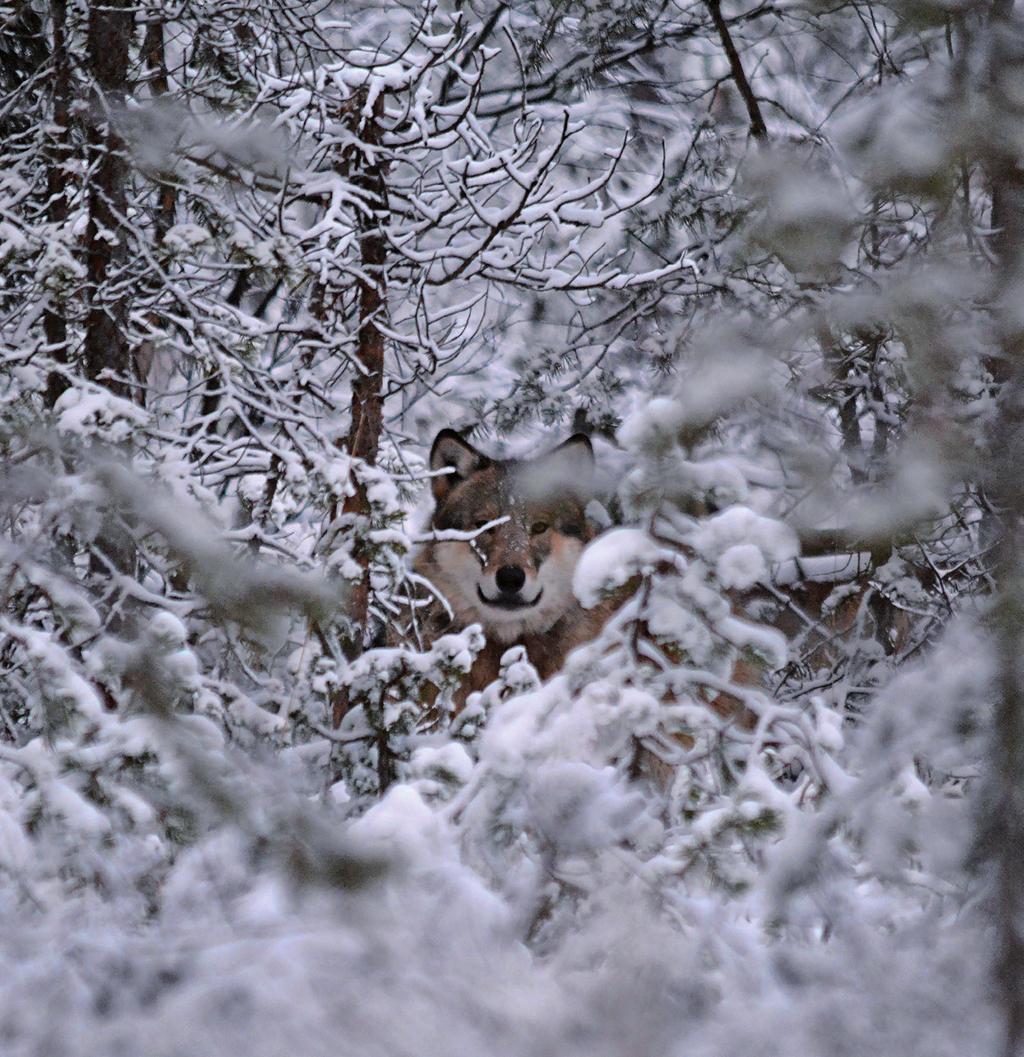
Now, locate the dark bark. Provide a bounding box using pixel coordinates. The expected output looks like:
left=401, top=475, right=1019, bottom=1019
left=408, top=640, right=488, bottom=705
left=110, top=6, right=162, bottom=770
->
left=331, top=93, right=390, bottom=729
left=343, top=95, right=389, bottom=482
left=81, top=0, right=138, bottom=589
left=133, top=17, right=177, bottom=394
left=707, top=0, right=768, bottom=141
left=142, top=18, right=176, bottom=244
left=83, top=0, right=134, bottom=398
left=44, top=0, right=73, bottom=409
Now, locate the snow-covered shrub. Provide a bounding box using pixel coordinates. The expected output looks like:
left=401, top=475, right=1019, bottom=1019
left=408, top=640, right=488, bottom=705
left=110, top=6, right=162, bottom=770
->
left=0, top=0, right=1016, bottom=1052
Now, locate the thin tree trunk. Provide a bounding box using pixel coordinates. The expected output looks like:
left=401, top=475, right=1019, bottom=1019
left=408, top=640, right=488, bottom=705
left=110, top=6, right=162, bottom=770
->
left=44, top=0, right=73, bottom=409
left=330, top=93, right=390, bottom=735
left=134, top=16, right=177, bottom=394
left=142, top=18, right=176, bottom=244
left=82, top=0, right=137, bottom=589
left=83, top=0, right=133, bottom=398
left=343, top=108, right=388, bottom=484
left=707, top=0, right=768, bottom=141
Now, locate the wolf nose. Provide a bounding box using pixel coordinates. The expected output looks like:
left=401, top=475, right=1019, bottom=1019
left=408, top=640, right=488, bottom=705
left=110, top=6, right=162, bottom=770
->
left=495, top=565, right=526, bottom=594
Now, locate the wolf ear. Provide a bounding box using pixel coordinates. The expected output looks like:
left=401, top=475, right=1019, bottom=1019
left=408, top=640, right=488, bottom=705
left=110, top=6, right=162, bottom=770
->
left=529, top=433, right=594, bottom=497
left=429, top=429, right=488, bottom=501
left=552, top=433, right=594, bottom=466
left=550, top=433, right=594, bottom=483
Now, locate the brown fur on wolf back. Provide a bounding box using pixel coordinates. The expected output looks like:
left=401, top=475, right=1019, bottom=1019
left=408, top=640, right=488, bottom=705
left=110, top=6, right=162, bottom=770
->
left=699, top=573, right=912, bottom=731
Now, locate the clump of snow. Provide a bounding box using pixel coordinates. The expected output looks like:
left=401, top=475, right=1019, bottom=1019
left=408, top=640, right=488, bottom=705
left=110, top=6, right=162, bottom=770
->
left=715, top=614, right=788, bottom=668
left=53, top=387, right=148, bottom=441
left=408, top=742, right=475, bottom=787
left=691, top=505, right=799, bottom=578
left=526, top=762, right=646, bottom=855
left=644, top=594, right=716, bottom=659
left=715, top=542, right=768, bottom=590
left=147, top=611, right=188, bottom=649
left=573, top=528, right=677, bottom=608
left=839, top=82, right=953, bottom=193
left=162, top=223, right=212, bottom=252
left=745, top=151, right=854, bottom=278
left=616, top=396, right=686, bottom=454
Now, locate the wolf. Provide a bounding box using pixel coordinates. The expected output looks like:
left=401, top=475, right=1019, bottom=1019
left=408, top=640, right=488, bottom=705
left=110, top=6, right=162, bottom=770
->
left=414, top=429, right=613, bottom=694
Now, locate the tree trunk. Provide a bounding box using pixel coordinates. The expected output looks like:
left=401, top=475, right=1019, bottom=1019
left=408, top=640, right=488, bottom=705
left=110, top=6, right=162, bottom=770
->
left=83, top=0, right=133, bottom=398
left=134, top=16, right=177, bottom=393
left=142, top=18, right=176, bottom=245
left=44, top=0, right=73, bottom=409
left=331, top=93, right=390, bottom=732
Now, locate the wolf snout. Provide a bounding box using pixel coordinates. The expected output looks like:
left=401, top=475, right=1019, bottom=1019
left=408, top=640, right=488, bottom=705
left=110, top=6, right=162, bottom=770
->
left=477, top=565, right=542, bottom=610
left=495, top=565, right=526, bottom=594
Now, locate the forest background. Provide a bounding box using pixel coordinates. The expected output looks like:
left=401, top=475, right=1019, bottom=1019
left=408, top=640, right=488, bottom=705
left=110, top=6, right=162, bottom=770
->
left=1, top=0, right=1023, bottom=1053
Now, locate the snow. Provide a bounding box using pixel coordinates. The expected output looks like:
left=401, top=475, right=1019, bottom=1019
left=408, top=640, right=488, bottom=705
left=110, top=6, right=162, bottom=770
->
left=162, top=224, right=212, bottom=252
left=691, top=506, right=800, bottom=567
left=526, top=761, right=647, bottom=854
left=573, top=528, right=678, bottom=608
left=715, top=542, right=768, bottom=590
left=148, top=611, right=188, bottom=648
left=53, top=387, right=148, bottom=441
left=0, top=0, right=1007, bottom=1053
left=715, top=614, right=788, bottom=667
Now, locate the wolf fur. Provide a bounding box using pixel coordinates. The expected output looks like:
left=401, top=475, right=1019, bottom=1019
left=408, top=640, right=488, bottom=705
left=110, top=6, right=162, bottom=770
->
left=414, top=430, right=615, bottom=694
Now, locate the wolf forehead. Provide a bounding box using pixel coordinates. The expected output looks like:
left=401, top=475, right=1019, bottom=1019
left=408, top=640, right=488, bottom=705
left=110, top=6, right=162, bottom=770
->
left=436, top=464, right=588, bottom=529
left=427, top=429, right=595, bottom=525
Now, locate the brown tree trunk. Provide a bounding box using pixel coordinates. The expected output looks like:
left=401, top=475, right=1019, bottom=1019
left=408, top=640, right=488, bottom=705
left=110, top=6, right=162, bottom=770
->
left=344, top=109, right=388, bottom=483
left=331, top=93, right=390, bottom=732
left=142, top=18, right=176, bottom=244
left=44, top=0, right=73, bottom=409
left=83, top=0, right=133, bottom=398
left=81, top=0, right=137, bottom=589
left=134, top=16, right=177, bottom=392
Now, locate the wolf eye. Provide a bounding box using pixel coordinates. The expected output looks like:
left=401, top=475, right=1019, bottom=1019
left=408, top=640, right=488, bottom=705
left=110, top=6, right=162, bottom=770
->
left=473, top=518, right=491, bottom=530
left=562, top=522, right=583, bottom=538
left=530, top=521, right=549, bottom=536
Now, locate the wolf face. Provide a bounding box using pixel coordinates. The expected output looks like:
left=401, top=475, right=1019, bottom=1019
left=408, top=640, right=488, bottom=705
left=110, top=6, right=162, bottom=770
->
left=417, top=430, right=597, bottom=643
